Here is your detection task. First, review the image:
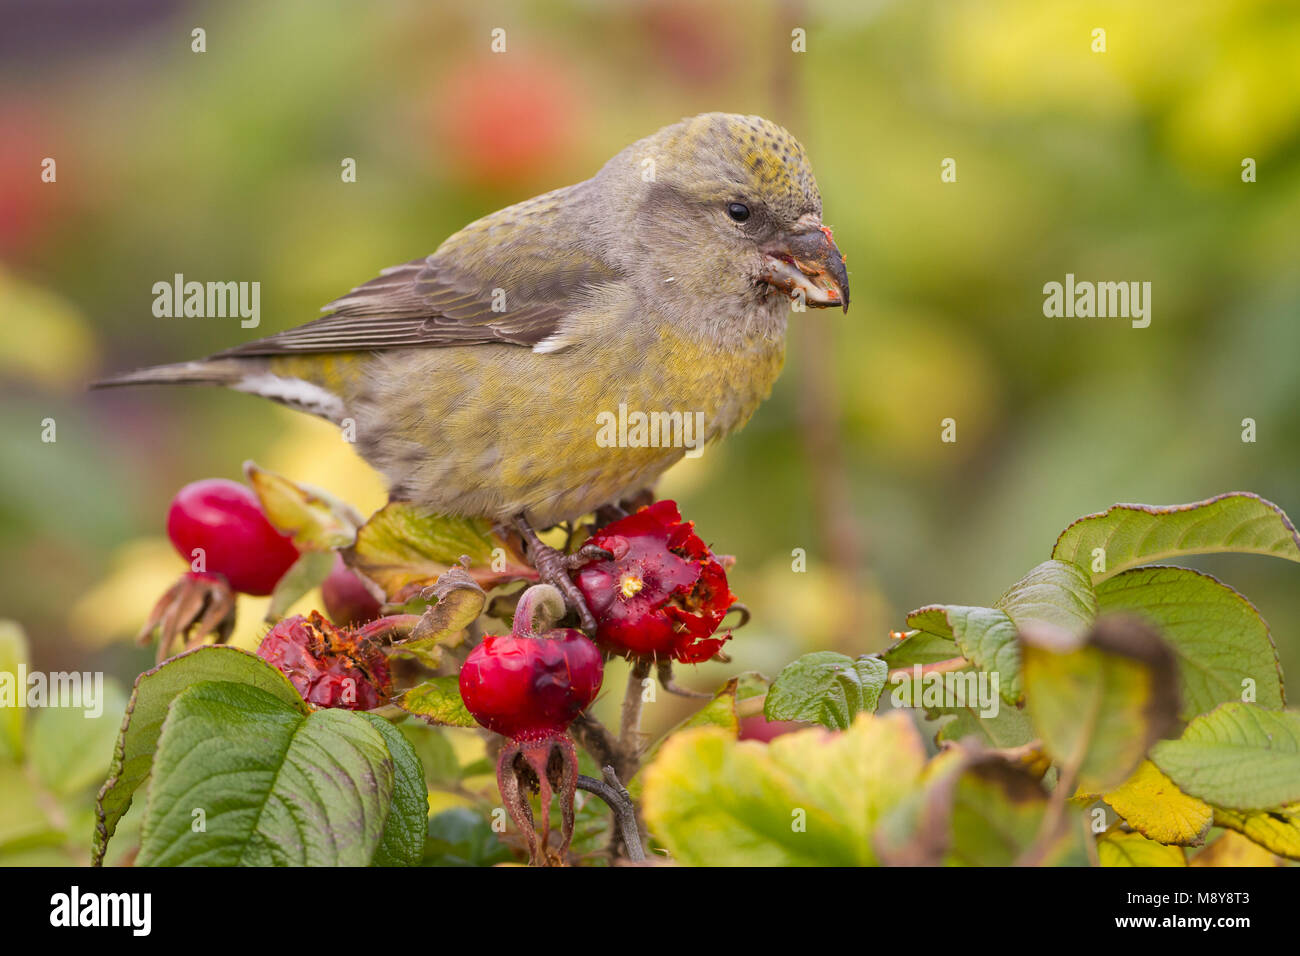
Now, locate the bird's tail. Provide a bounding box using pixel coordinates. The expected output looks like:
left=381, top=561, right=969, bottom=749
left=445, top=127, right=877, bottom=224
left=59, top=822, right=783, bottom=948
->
left=89, top=358, right=249, bottom=390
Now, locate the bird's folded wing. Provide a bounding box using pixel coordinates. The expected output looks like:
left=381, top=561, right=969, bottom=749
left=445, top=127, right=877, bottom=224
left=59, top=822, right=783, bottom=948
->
left=214, top=234, right=621, bottom=357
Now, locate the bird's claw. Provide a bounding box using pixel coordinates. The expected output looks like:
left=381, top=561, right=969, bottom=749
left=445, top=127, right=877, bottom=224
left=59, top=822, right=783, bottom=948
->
left=514, top=514, right=601, bottom=635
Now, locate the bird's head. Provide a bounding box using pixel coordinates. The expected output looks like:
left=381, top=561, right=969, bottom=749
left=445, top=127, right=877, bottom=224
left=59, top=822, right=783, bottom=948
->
left=605, top=113, right=849, bottom=316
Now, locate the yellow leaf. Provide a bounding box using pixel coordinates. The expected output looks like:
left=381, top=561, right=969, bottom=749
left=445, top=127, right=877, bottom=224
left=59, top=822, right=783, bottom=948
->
left=1098, top=831, right=1186, bottom=867
left=641, top=712, right=926, bottom=866
left=1103, top=760, right=1213, bottom=846
left=1191, top=830, right=1286, bottom=867
left=1213, top=803, right=1300, bottom=862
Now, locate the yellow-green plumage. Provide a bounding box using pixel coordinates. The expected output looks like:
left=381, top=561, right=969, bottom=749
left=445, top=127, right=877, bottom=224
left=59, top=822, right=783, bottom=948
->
left=94, top=113, right=843, bottom=528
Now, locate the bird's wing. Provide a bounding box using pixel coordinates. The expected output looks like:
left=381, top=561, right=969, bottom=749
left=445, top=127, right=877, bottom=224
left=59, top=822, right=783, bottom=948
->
left=215, top=195, right=621, bottom=358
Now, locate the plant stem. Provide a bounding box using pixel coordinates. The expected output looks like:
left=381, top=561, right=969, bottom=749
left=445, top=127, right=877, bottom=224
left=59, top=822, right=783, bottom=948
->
left=620, top=658, right=652, bottom=756
left=576, top=766, right=646, bottom=863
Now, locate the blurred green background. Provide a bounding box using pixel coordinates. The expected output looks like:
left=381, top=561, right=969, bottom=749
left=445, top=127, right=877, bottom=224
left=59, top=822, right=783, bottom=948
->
left=2, top=0, right=1299, bottom=860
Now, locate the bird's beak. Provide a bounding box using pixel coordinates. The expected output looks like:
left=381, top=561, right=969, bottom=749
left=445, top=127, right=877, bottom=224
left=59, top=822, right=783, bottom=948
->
left=759, top=225, right=850, bottom=313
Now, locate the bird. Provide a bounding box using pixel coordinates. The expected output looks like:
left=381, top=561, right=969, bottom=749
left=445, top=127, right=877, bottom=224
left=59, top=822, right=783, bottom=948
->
left=93, top=112, right=850, bottom=628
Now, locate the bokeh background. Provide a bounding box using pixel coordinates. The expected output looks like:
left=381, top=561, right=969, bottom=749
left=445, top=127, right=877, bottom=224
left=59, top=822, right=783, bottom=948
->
left=2, top=0, right=1298, bottom=862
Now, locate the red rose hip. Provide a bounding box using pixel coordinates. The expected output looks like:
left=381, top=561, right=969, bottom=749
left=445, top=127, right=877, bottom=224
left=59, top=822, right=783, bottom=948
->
left=166, top=478, right=299, bottom=595
left=459, top=628, right=603, bottom=740
left=457, top=584, right=604, bottom=865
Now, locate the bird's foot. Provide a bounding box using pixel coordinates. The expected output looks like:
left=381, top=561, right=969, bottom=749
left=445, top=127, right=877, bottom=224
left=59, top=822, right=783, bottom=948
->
left=513, top=515, right=611, bottom=634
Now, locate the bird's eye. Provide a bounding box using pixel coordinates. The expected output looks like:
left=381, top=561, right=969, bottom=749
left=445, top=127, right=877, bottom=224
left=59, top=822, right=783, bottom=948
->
left=726, top=202, right=751, bottom=223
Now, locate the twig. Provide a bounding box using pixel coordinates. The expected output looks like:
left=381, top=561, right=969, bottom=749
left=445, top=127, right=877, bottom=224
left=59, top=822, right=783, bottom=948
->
left=577, top=766, right=645, bottom=863
left=620, top=658, right=652, bottom=752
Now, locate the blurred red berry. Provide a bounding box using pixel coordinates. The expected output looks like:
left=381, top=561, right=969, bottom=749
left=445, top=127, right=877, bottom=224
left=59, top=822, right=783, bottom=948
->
left=257, top=611, right=392, bottom=710
left=459, top=628, right=603, bottom=740
left=322, top=552, right=382, bottom=626
left=166, top=478, right=299, bottom=595
left=738, top=714, right=809, bottom=743
left=435, top=55, right=580, bottom=189
left=574, top=500, right=735, bottom=664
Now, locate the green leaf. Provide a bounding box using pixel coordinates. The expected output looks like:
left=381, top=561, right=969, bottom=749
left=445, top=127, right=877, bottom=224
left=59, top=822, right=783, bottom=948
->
left=765, top=652, right=887, bottom=729
left=356, top=713, right=429, bottom=866
left=995, top=559, right=1097, bottom=642
left=901, top=561, right=1097, bottom=706
left=29, top=679, right=128, bottom=795
left=265, top=549, right=335, bottom=622
left=642, top=712, right=927, bottom=866
left=933, top=701, right=1036, bottom=749
left=93, top=645, right=308, bottom=865
left=422, top=807, right=513, bottom=867
left=1022, top=615, right=1180, bottom=793
left=344, top=501, right=535, bottom=603
left=0, top=621, right=29, bottom=761
left=880, top=628, right=959, bottom=668
left=906, top=606, right=1020, bottom=704
left=397, top=676, right=477, bottom=728
left=0, top=764, right=62, bottom=853
left=137, top=682, right=395, bottom=866
left=1150, top=704, right=1300, bottom=811
left=244, top=461, right=361, bottom=550
left=1096, top=566, right=1284, bottom=719
left=1098, top=831, right=1186, bottom=867
left=1052, top=493, right=1300, bottom=584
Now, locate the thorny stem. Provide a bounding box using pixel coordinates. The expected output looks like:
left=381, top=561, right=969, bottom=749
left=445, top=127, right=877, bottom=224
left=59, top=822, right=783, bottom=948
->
left=576, top=766, right=646, bottom=863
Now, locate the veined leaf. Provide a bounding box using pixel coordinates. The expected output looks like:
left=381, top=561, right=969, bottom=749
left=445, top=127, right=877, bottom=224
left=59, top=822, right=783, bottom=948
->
left=765, top=651, right=887, bottom=729
left=1096, top=566, right=1284, bottom=719
left=1101, top=760, right=1213, bottom=846
left=137, top=682, right=397, bottom=866
left=398, top=676, right=478, bottom=729
left=344, top=501, right=535, bottom=602
left=93, top=645, right=308, bottom=865
left=356, top=713, right=429, bottom=867
left=1213, top=803, right=1300, bottom=861
left=1150, top=704, right=1300, bottom=811
left=1052, top=493, right=1300, bottom=584
left=901, top=560, right=1097, bottom=706
left=880, top=628, right=959, bottom=668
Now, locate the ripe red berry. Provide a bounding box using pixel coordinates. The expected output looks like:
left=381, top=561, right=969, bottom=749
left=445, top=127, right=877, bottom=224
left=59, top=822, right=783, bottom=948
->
left=257, top=611, right=392, bottom=710
left=167, top=478, right=299, bottom=595
left=322, top=553, right=382, bottom=626
left=459, top=628, right=603, bottom=740
left=574, top=500, right=735, bottom=663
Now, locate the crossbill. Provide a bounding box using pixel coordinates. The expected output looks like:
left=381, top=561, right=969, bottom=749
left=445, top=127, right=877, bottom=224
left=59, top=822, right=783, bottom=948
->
left=94, top=113, right=849, bottom=623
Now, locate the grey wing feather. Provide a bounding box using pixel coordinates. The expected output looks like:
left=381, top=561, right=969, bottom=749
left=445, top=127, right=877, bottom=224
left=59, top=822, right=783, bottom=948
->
left=215, top=236, right=620, bottom=358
